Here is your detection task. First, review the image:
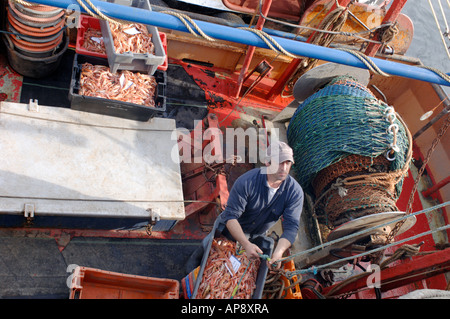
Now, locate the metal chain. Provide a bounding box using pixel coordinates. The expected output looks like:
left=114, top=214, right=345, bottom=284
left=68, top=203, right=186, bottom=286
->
left=145, top=219, right=157, bottom=236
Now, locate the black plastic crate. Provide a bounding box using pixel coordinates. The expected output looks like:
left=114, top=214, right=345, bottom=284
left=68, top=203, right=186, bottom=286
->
left=69, top=54, right=166, bottom=121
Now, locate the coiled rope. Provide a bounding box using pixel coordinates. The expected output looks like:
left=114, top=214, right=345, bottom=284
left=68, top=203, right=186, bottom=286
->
left=236, top=27, right=299, bottom=59
left=286, top=75, right=412, bottom=233
left=73, top=0, right=124, bottom=25
left=262, top=267, right=302, bottom=299
left=337, top=48, right=391, bottom=77
left=10, top=0, right=33, bottom=6
left=257, top=0, right=398, bottom=45
left=379, top=22, right=399, bottom=45
left=283, top=0, right=349, bottom=96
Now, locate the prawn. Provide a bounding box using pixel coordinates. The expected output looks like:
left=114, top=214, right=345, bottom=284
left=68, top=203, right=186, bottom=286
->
left=196, top=237, right=260, bottom=299
left=110, top=23, right=155, bottom=55
left=79, top=63, right=157, bottom=107
left=82, top=28, right=106, bottom=54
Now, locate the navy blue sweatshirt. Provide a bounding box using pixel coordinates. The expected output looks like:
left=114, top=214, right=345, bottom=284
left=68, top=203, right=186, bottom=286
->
left=220, top=167, right=304, bottom=244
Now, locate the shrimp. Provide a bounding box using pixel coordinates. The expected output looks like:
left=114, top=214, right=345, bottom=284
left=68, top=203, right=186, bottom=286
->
left=82, top=28, right=106, bottom=54
left=78, top=63, right=157, bottom=107
left=196, top=237, right=260, bottom=299
left=110, top=23, right=155, bottom=55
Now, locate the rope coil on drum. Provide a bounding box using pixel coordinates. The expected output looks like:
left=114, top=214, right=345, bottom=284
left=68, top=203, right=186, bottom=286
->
left=287, top=75, right=412, bottom=233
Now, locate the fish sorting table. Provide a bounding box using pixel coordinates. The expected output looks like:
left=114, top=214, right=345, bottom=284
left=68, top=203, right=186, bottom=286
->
left=0, top=101, right=184, bottom=229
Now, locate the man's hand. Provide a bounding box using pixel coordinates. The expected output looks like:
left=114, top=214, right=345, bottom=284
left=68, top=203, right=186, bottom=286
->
left=269, top=238, right=291, bottom=269
left=269, top=250, right=283, bottom=269
left=242, top=241, right=263, bottom=259
left=225, top=219, right=263, bottom=259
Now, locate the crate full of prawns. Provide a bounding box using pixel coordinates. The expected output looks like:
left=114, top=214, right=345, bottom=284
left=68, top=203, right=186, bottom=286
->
left=191, top=221, right=274, bottom=299
left=99, top=0, right=166, bottom=75
left=69, top=54, right=166, bottom=122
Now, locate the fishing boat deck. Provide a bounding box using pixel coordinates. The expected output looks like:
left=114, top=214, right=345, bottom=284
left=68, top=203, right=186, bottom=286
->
left=0, top=44, right=215, bottom=298
left=0, top=0, right=449, bottom=300
left=0, top=236, right=201, bottom=298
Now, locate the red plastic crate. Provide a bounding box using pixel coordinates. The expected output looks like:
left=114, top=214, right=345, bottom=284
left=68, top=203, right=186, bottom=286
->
left=76, top=15, right=168, bottom=71
left=157, top=32, right=168, bottom=71
left=76, top=15, right=107, bottom=58
left=69, top=266, right=179, bottom=299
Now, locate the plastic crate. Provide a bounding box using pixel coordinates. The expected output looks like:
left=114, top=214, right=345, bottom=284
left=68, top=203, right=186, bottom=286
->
left=99, top=0, right=166, bottom=74
left=69, top=266, right=179, bottom=299
left=158, top=32, right=168, bottom=71
left=76, top=14, right=107, bottom=58
left=191, top=220, right=274, bottom=299
left=69, top=54, right=166, bottom=122
left=76, top=14, right=168, bottom=71
left=280, top=260, right=303, bottom=299
left=181, top=265, right=200, bottom=299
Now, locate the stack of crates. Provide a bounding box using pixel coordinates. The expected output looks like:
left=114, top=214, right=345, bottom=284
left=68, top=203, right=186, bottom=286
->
left=71, top=0, right=168, bottom=121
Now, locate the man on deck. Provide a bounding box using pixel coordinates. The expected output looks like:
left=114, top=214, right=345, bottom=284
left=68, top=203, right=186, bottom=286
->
left=186, top=141, right=304, bottom=274
left=219, top=141, right=304, bottom=267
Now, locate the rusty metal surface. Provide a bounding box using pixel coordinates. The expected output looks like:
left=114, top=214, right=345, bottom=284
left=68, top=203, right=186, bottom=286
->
left=0, top=55, right=22, bottom=102
left=222, top=0, right=315, bottom=21
left=0, top=233, right=201, bottom=298
left=300, top=0, right=413, bottom=54
left=321, top=248, right=450, bottom=297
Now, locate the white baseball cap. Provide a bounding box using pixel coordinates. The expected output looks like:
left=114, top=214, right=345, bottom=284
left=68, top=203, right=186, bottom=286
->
left=265, top=141, right=295, bottom=164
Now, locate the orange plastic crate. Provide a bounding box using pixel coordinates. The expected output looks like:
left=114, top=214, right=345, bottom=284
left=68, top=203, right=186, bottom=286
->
left=69, top=267, right=179, bottom=299
left=280, top=260, right=303, bottom=299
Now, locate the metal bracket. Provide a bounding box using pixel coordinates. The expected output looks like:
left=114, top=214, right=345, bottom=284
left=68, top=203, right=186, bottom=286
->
left=148, top=208, right=161, bottom=223
left=28, top=99, right=40, bottom=112
left=24, top=203, right=35, bottom=227
left=24, top=203, right=35, bottom=218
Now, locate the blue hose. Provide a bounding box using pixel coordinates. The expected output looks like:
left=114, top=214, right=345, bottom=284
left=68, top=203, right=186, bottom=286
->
left=30, top=0, right=450, bottom=87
